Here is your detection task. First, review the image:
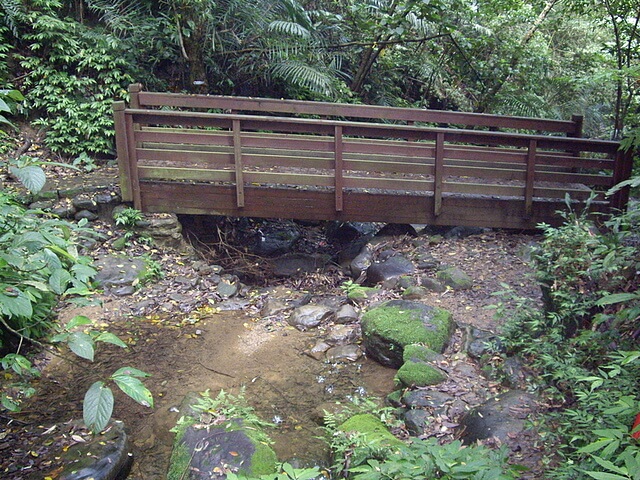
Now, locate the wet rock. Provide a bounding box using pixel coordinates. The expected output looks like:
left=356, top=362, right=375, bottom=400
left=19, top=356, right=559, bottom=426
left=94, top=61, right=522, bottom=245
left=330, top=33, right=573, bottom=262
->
left=308, top=341, right=331, bottom=361
left=51, top=199, right=77, bottom=218
left=271, top=253, right=329, bottom=277
left=326, top=325, right=360, bottom=345
left=288, top=304, right=333, bottom=330
left=415, top=252, right=440, bottom=271
left=436, top=267, right=473, bottom=290
left=217, top=276, right=239, bottom=298
left=75, top=209, right=99, bottom=221
left=72, top=194, right=98, bottom=211
left=251, top=222, right=301, bottom=256
left=326, top=345, right=362, bottom=362
left=402, top=390, right=454, bottom=414
left=403, top=344, right=444, bottom=364
left=112, top=285, right=136, bottom=296
left=217, top=298, right=251, bottom=311
left=338, top=414, right=403, bottom=449
left=404, top=409, right=430, bottom=436
left=361, top=300, right=454, bottom=368
left=365, top=254, right=415, bottom=286
left=349, top=245, right=373, bottom=279
left=420, top=276, right=447, bottom=293
left=94, top=256, right=146, bottom=289
left=402, top=285, right=429, bottom=299
left=261, top=298, right=290, bottom=317
left=136, top=213, right=192, bottom=253
left=30, top=200, right=54, bottom=210
left=334, top=304, right=359, bottom=324
left=60, top=420, right=132, bottom=480
left=458, top=390, right=541, bottom=446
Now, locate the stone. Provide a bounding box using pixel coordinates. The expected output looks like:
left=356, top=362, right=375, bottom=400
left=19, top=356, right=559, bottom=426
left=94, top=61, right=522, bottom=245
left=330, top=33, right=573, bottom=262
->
left=444, top=226, right=489, bottom=239
left=415, top=252, right=440, bottom=271
left=326, top=222, right=379, bottom=244
left=251, top=222, right=301, bottom=256
left=458, top=390, right=541, bottom=446
left=334, top=304, right=359, bottom=324
left=365, top=254, right=415, bottom=286
left=325, top=345, right=362, bottom=362
left=464, top=327, right=501, bottom=360
left=503, top=356, right=534, bottom=389
left=401, top=390, right=454, bottom=413
left=287, top=304, right=333, bottom=330
left=349, top=245, right=373, bottom=279
left=308, top=341, right=331, bottom=361
left=72, top=194, right=98, bottom=211
left=361, top=300, right=454, bottom=368
left=261, top=298, right=290, bottom=317
left=325, top=324, right=360, bottom=345
left=51, top=199, right=77, bottom=218
left=404, top=409, right=430, bottom=436
left=217, top=278, right=239, bottom=298
left=420, top=276, right=447, bottom=293
left=402, top=344, right=444, bottom=364
left=436, top=267, right=473, bottom=290
left=396, top=361, right=447, bottom=387
left=402, top=285, right=429, bottom=299
left=376, top=223, right=419, bottom=237
left=74, top=209, right=99, bottom=221
left=59, top=420, right=132, bottom=480
left=94, top=256, right=146, bottom=289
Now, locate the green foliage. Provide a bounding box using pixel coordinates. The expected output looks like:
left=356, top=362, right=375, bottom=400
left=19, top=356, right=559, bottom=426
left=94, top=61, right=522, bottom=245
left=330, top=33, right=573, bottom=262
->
left=496, top=201, right=640, bottom=479
left=0, top=88, right=23, bottom=132
left=226, top=463, right=323, bottom=480
left=114, top=206, right=142, bottom=231
left=0, top=193, right=96, bottom=343
left=16, top=8, right=133, bottom=156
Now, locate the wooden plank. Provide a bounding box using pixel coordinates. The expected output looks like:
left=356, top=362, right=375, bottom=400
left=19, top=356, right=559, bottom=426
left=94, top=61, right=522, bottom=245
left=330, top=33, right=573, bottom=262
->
left=335, top=125, right=343, bottom=212
left=233, top=119, right=244, bottom=208
left=134, top=88, right=579, bottom=134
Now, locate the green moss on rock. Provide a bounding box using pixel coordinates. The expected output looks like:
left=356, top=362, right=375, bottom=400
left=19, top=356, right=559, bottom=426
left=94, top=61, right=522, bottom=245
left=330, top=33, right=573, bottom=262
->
left=396, top=361, right=447, bottom=387
left=361, top=300, right=453, bottom=367
left=402, top=344, right=443, bottom=364
left=338, top=414, right=403, bottom=448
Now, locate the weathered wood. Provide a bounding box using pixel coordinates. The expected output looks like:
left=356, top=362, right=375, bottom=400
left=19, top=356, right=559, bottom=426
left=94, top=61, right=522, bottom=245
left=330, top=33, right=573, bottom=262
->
left=113, top=101, right=133, bottom=202
left=112, top=88, right=631, bottom=229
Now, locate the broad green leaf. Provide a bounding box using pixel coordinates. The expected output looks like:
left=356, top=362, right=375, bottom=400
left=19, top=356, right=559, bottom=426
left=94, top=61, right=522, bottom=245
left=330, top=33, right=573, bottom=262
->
left=83, top=381, right=114, bottom=433
left=112, top=375, right=153, bottom=408
left=50, top=332, right=69, bottom=343
left=0, top=98, right=11, bottom=113
left=0, top=291, right=33, bottom=318
left=67, top=332, right=95, bottom=361
left=591, top=455, right=628, bottom=475
left=1, top=394, right=20, bottom=412
left=49, top=268, right=71, bottom=295
left=9, top=166, right=46, bottom=194
left=71, top=263, right=97, bottom=284
left=112, top=366, right=150, bottom=378
left=94, top=332, right=127, bottom=348
left=579, top=439, right=614, bottom=454
left=67, top=315, right=92, bottom=329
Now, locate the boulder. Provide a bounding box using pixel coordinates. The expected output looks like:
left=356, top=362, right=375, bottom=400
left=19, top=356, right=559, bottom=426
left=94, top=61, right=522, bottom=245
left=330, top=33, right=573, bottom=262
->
left=395, top=361, right=447, bottom=387
left=360, top=300, right=454, bottom=368
left=338, top=414, right=403, bottom=449
left=365, top=254, right=415, bottom=286
left=436, top=267, right=473, bottom=290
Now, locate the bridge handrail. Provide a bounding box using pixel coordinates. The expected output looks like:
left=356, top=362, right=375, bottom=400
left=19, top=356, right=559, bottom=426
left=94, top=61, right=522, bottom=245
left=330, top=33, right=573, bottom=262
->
left=128, top=84, right=584, bottom=137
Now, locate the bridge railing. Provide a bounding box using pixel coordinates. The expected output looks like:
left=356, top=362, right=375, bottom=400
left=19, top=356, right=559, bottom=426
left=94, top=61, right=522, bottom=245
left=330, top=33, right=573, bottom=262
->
left=113, top=89, right=632, bottom=229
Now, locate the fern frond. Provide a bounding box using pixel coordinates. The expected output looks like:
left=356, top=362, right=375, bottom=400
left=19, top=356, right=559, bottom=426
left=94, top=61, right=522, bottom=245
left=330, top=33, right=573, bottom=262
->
left=268, top=20, right=310, bottom=39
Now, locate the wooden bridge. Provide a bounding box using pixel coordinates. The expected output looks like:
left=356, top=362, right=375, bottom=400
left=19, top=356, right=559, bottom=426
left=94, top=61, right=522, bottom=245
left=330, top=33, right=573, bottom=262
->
left=113, top=84, right=632, bottom=230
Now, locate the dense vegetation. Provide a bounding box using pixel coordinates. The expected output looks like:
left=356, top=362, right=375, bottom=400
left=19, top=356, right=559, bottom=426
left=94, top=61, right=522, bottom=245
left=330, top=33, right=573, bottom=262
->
left=0, top=0, right=639, bottom=478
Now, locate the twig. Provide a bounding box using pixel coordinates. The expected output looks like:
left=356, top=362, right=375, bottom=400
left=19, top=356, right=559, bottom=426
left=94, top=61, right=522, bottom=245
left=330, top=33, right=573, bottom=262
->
left=197, top=361, right=235, bottom=378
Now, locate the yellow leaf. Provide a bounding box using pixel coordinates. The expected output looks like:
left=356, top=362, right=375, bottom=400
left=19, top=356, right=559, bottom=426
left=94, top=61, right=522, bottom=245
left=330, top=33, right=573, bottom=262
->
left=230, top=451, right=239, bottom=456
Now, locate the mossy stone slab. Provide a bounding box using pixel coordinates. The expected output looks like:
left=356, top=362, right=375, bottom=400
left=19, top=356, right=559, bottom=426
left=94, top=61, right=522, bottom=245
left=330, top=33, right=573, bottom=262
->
left=338, top=414, right=403, bottom=449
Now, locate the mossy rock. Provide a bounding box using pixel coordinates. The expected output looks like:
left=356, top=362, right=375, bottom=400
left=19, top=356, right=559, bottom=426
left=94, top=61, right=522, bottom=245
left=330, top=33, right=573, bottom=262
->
left=395, top=361, right=447, bottom=387
left=361, top=300, right=453, bottom=368
left=436, top=267, right=473, bottom=290
left=402, top=344, right=443, bottom=364
left=338, top=414, right=403, bottom=449
left=347, top=286, right=382, bottom=302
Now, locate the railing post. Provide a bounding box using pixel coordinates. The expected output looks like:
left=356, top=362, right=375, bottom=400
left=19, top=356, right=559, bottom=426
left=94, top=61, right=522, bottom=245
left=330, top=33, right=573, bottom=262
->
left=569, top=114, right=584, bottom=138
left=124, top=111, right=141, bottom=209
left=611, top=146, right=633, bottom=211
left=434, top=133, right=444, bottom=216
left=525, top=140, right=537, bottom=217
left=334, top=125, right=344, bottom=212
left=232, top=119, right=245, bottom=208
left=113, top=101, right=133, bottom=203
left=129, top=83, right=142, bottom=108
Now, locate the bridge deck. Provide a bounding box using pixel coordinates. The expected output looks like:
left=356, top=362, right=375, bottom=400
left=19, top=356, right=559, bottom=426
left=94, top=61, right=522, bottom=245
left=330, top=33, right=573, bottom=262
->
left=113, top=85, right=632, bottom=229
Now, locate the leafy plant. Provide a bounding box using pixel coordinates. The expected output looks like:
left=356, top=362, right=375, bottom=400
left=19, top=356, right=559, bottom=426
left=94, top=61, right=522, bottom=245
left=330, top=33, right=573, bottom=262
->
left=0, top=88, right=23, bottom=132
